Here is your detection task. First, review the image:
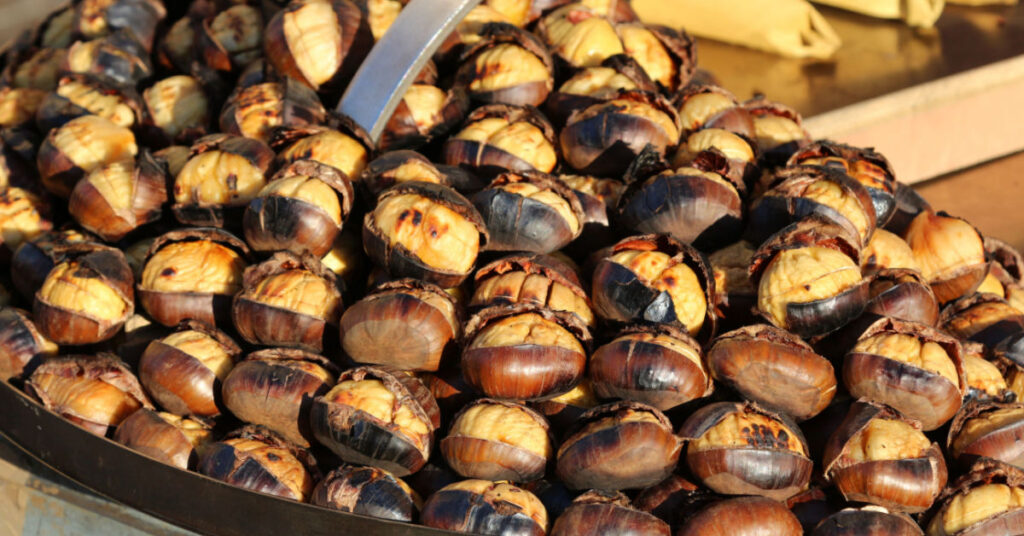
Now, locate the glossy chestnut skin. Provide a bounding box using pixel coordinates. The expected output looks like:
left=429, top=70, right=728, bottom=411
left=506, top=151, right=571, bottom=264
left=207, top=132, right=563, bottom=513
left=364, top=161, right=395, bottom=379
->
left=550, top=490, right=670, bottom=536
left=941, top=293, right=1024, bottom=350
left=0, top=307, right=57, bottom=380
left=442, top=104, right=557, bottom=178
left=707, top=324, right=836, bottom=421
left=902, top=211, right=987, bottom=305
left=360, top=151, right=481, bottom=198
left=843, top=317, right=966, bottom=431
left=68, top=150, right=167, bottom=242
left=113, top=408, right=212, bottom=470
left=811, top=507, right=924, bottom=536
left=309, top=365, right=440, bottom=476
left=589, top=323, right=712, bottom=411
left=679, top=401, right=812, bottom=501
left=948, top=401, right=1024, bottom=470
left=926, top=460, right=1024, bottom=536
left=472, top=253, right=592, bottom=327
left=24, top=353, right=154, bottom=436
left=138, top=319, right=241, bottom=417
left=441, top=398, right=551, bottom=482
left=454, top=22, right=554, bottom=107
left=865, top=269, right=941, bottom=327
left=556, top=401, right=681, bottom=491
left=472, top=171, right=585, bottom=254
left=197, top=425, right=317, bottom=502
left=242, top=159, right=355, bottom=258
left=823, top=400, right=947, bottom=512
left=677, top=496, right=803, bottom=536
left=788, top=141, right=898, bottom=227
left=311, top=464, right=420, bottom=523
left=421, top=479, right=547, bottom=536
left=461, top=303, right=590, bottom=401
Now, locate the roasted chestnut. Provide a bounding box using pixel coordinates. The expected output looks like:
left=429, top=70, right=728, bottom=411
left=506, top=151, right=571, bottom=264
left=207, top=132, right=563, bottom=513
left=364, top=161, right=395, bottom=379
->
left=949, top=401, right=1024, bottom=470
left=138, top=319, right=241, bottom=417
left=925, top=460, right=1024, bottom=536
left=35, top=74, right=143, bottom=132
left=863, top=229, right=921, bottom=274
left=421, top=479, right=547, bottom=536
left=633, top=474, right=718, bottom=531
left=67, top=151, right=167, bottom=242
left=197, top=5, right=263, bottom=72
left=309, top=365, right=440, bottom=476
left=677, top=496, right=803, bottom=536
left=172, top=134, right=274, bottom=227
left=743, top=98, right=810, bottom=163
left=380, top=81, right=469, bottom=152
left=137, top=228, right=250, bottom=327
left=0, top=126, right=42, bottom=192
left=941, top=293, right=1024, bottom=350
left=547, top=54, right=656, bottom=125
left=441, top=398, right=551, bottom=482
left=442, top=104, right=557, bottom=177
left=64, top=32, right=153, bottom=86
left=113, top=408, right=212, bottom=470
left=961, top=342, right=1013, bottom=402
left=472, top=171, right=584, bottom=253
left=9, top=228, right=97, bottom=301
left=535, top=4, right=624, bottom=69
left=811, top=507, right=924, bottom=536
left=865, top=268, right=941, bottom=326
left=462, top=303, right=590, bottom=401
left=903, top=211, right=987, bottom=304
left=0, top=186, right=52, bottom=258
left=615, top=23, right=694, bottom=93
left=361, top=151, right=452, bottom=197
left=707, top=324, right=836, bottom=420
left=7, top=47, right=66, bottom=91
left=37, top=114, right=137, bottom=198
left=311, top=464, right=421, bottom=522
left=24, top=353, right=153, bottom=436
left=707, top=240, right=758, bottom=330
left=275, top=125, right=371, bottom=183
left=219, top=79, right=326, bottom=144
left=0, top=307, right=57, bottom=380
left=472, top=253, right=592, bottom=327
left=143, top=75, right=211, bottom=144
left=556, top=401, right=681, bottom=490
left=198, top=425, right=316, bottom=502
left=71, top=0, right=166, bottom=50
left=789, top=141, right=898, bottom=227
left=530, top=379, right=599, bottom=434
left=673, top=127, right=757, bottom=188
left=550, top=490, right=670, bottom=536
left=843, top=317, right=965, bottom=431
left=672, top=85, right=748, bottom=138
left=454, top=23, right=554, bottom=107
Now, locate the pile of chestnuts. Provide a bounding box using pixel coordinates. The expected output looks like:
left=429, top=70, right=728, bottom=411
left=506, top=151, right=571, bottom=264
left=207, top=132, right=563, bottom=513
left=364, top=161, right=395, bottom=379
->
left=2, top=0, right=1024, bottom=535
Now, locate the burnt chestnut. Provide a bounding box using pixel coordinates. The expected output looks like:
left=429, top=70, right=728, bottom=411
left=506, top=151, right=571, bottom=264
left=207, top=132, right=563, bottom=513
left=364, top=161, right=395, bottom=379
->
left=462, top=303, right=590, bottom=401
left=311, top=464, right=421, bottom=523
left=218, top=79, right=326, bottom=144
left=551, top=490, right=670, bottom=536
left=441, top=398, right=551, bottom=482
left=473, top=172, right=584, bottom=254
left=547, top=54, right=657, bottom=125
left=556, top=401, right=681, bottom=490
left=707, top=324, right=836, bottom=421
left=925, top=460, right=1024, bottom=536
left=275, top=125, right=371, bottom=184
left=823, top=400, right=946, bottom=512
left=788, top=141, right=898, bottom=227
left=380, top=82, right=469, bottom=152
left=454, top=23, right=554, bottom=107
left=340, top=278, right=460, bottom=372
left=590, top=323, right=712, bottom=411
left=811, top=507, right=924, bottom=536
left=138, top=319, right=241, bottom=417
left=172, top=134, right=274, bottom=227
left=196, top=5, right=263, bottom=72
left=198, top=425, right=317, bottom=502
left=941, top=293, right=1024, bottom=350
left=309, top=365, right=440, bottom=476
left=143, top=75, right=211, bottom=144
left=530, top=379, right=599, bottom=434
left=137, top=228, right=251, bottom=327
left=472, top=253, right=592, bottom=327
left=865, top=269, right=941, bottom=326
left=843, top=317, right=965, bottom=431
left=949, top=401, right=1024, bottom=470
left=677, top=496, right=803, bottom=536
left=24, top=353, right=154, bottom=436
left=36, top=74, right=144, bottom=132
left=903, top=211, right=987, bottom=304
left=0, top=307, right=57, bottom=380
left=363, top=181, right=487, bottom=288
left=113, top=408, right=212, bottom=470
left=443, top=104, right=557, bottom=177
left=68, top=150, right=167, bottom=242
left=421, top=479, right=547, bottom=536
left=37, top=114, right=137, bottom=198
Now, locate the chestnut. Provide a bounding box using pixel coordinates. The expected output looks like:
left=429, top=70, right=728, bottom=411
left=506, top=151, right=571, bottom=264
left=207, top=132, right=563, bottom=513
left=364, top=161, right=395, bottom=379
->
left=441, top=398, right=552, bottom=482
left=530, top=379, right=599, bottom=434
left=0, top=87, right=47, bottom=128
left=421, top=479, right=547, bottom=536
left=154, top=145, right=190, bottom=178
left=362, top=181, right=487, bottom=288
left=591, top=234, right=715, bottom=340
left=454, top=23, right=554, bottom=107
left=362, top=151, right=453, bottom=198
left=462, top=303, right=590, bottom=401
left=275, top=125, right=371, bottom=183
left=863, top=229, right=921, bottom=274
left=472, top=171, right=584, bottom=254
left=24, top=353, right=153, bottom=436
left=903, top=211, right=987, bottom=304
left=742, top=97, right=810, bottom=164
left=222, top=348, right=336, bottom=447
left=843, top=317, right=965, bottom=431
left=380, top=82, right=469, bottom=152
left=677, top=496, right=803, bottom=536
left=551, top=490, right=670, bottom=536
left=949, top=401, right=1024, bottom=470
left=0, top=126, right=42, bottom=193
left=64, top=33, right=153, bottom=86
left=633, top=474, right=718, bottom=531
left=556, top=401, right=681, bottom=490
left=143, top=75, right=211, bottom=144
left=113, top=408, right=212, bottom=470
left=0, top=187, right=52, bottom=259
left=708, top=240, right=758, bottom=330
left=71, top=0, right=166, bottom=50
left=196, top=5, right=263, bottom=72
left=7, top=47, right=67, bottom=91
left=172, top=134, right=274, bottom=227
left=137, top=228, right=251, bottom=328
left=138, top=319, right=241, bottom=417
left=941, top=293, right=1024, bottom=350
left=340, top=278, right=460, bottom=372
left=788, top=141, right=898, bottom=227
left=219, top=79, right=326, bottom=144
left=673, top=127, right=757, bottom=189
left=823, top=400, right=946, bottom=512
left=442, top=104, right=557, bottom=177
left=68, top=151, right=167, bottom=242
left=961, top=342, right=1013, bottom=402
left=590, top=323, right=712, bottom=411
left=472, top=253, right=592, bottom=327
left=311, top=464, right=421, bottom=523
left=309, top=365, right=440, bottom=476
left=673, top=85, right=750, bottom=138
left=37, top=114, right=138, bottom=198
left=547, top=54, right=657, bottom=126
left=36, top=74, right=143, bottom=132
left=925, top=460, right=1024, bottom=536
left=865, top=268, right=941, bottom=326
left=617, top=23, right=694, bottom=93
left=886, top=181, right=932, bottom=236
left=811, top=507, right=924, bottom=536
left=197, top=425, right=317, bottom=502
left=0, top=307, right=57, bottom=380
left=707, top=324, right=836, bottom=421
left=156, top=15, right=196, bottom=73
left=535, top=4, right=628, bottom=69
left=9, top=228, right=97, bottom=301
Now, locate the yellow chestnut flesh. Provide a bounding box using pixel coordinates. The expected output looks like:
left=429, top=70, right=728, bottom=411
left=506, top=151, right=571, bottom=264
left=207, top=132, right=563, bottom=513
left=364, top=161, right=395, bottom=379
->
left=374, top=193, right=480, bottom=274
left=578, top=98, right=678, bottom=142
left=0, top=88, right=46, bottom=126
left=559, top=67, right=638, bottom=96
left=470, top=44, right=548, bottom=90
left=367, top=0, right=402, bottom=40
left=159, top=330, right=234, bottom=381
left=499, top=181, right=580, bottom=234
left=978, top=272, right=1006, bottom=297
left=853, top=333, right=958, bottom=387
left=243, top=269, right=339, bottom=318
left=145, top=76, right=209, bottom=139
left=454, top=117, right=557, bottom=172
left=401, top=85, right=447, bottom=131
left=38, top=261, right=127, bottom=321
left=175, top=150, right=266, bottom=206
left=141, top=241, right=246, bottom=294
left=259, top=176, right=342, bottom=226
left=52, top=115, right=138, bottom=174
left=840, top=418, right=930, bottom=463
left=690, top=412, right=806, bottom=454
left=30, top=372, right=141, bottom=426
left=963, top=354, right=1008, bottom=397
left=279, top=130, right=368, bottom=179
left=221, top=437, right=310, bottom=499
left=451, top=403, right=551, bottom=458
left=758, top=247, right=862, bottom=329
left=801, top=179, right=870, bottom=243
left=440, top=479, right=547, bottom=528
left=952, top=407, right=1024, bottom=455
left=930, top=484, right=1024, bottom=536
left=326, top=379, right=430, bottom=449
left=610, top=249, right=707, bottom=336
left=543, top=6, right=624, bottom=67
left=678, top=93, right=736, bottom=132
left=680, top=128, right=754, bottom=163
left=57, top=79, right=134, bottom=127
left=469, top=312, right=583, bottom=353
left=281, top=0, right=343, bottom=87
left=753, top=115, right=806, bottom=150
left=905, top=212, right=985, bottom=283
left=0, top=188, right=49, bottom=250
left=210, top=6, right=263, bottom=65
left=616, top=24, right=675, bottom=89
left=863, top=229, right=920, bottom=272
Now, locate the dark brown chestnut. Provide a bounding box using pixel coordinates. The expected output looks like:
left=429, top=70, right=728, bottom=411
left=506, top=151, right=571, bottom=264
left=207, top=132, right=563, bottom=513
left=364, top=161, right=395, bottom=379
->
left=941, top=293, right=1024, bottom=350
left=551, top=490, right=670, bottom=536
left=421, top=479, right=548, bottom=536
left=311, top=464, right=421, bottom=523
left=903, top=211, right=987, bottom=304
left=633, top=474, right=719, bottom=531
left=361, top=151, right=453, bottom=198
left=172, top=134, right=274, bottom=228
left=677, top=496, right=803, bottom=536
left=472, top=253, right=593, bottom=327
left=113, top=408, right=212, bottom=470
left=949, top=401, right=1024, bottom=470
left=197, top=425, right=317, bottom=502
left=71, top=0, right=166, bottom=51
left=218, top=79, right=326, bottom=144
left=707, top=240, right=758, bottom=330
left=530, top=379, right=599, bottom=435
left=788, top=141, right=898, bottom=227
left=454, top=22, right=554, bottom=107
left=10, top=228, right=97, bottom=302
left=673, top=127, right=757, bottom=189
left=472, top=171, right=584, bottom=254
left=441, top=398, right=552, bottom=482
left=442, top=104, right=557, bottom=177
left=68, top=150, right=167, bottom=242
left=925, top=460, right=1024, bottom=536
left=37, top=114, right=137, bottom=198
left=0, top=307, right=57, bottom=380
left=0, top=187, right=53, bottom=266
left=63, top=32, right=153, bottom=86
left=380, top=82, right=469, bottom=152
left=811, top=507, right=924, bottom=536
left=196, top=5, right=263, bottom=72
left=865, top=269, right=941, bottom=327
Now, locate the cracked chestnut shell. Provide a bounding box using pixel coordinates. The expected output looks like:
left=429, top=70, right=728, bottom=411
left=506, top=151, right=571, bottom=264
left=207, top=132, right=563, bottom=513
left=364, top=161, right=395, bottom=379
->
left=707, top=324, right=836, bottom=421
left=454, top=22, right=554, bottom=107
left=592, top=234, right=715, bottom=341
left=472, top=253, right=593, bottom=327
left=742, top=97, right=810, bottom=164
left=113, top=408, right=212, bottom=470
left=37, top=114, right=138, bottom=198
left=823, top=400, right=947, bottom=512
left=677, top=496, right=803, bottom=536
left=197, top=425, right=317, bottom=502
left=948, top=401, right=1024, bottom=470
left=311, top=464, right=421, bottom=523
left=862, top=228, right=920, bottom=275
left=443, top=104, right=557, bottom=177
left=708, top=240, right=758, bottom=331
left=421, top=479, right=547, bottom=536
left=36, top=74, right=144, bottom=132
left=556, top=401, right=681, bottom=490
left=137, top=228, right=251, bottom=327
left=63, top=31, right=153, bottom=87
left=340, top=278, right=460, bottom=372
left=360, top=151, right=483, bottom=198
left=219, top=79, right=326, bottom=144
left=941, top=293, right=1024, bottom=350
left=547, top=54, right=657, bottom=126
left=462, top=303, right=590, bottom=401
left=441, top=398, right=552, bottom=482
left=633, top=474, right=718, bottom=531
left=811, top=507, right=924, bottom=536
left=903, top=211, right=987, bottom=304
left=143, top=75, right=211, bottom=145
left=197, top=5, right=263, bottom=72
left=843, top=317, right=965, bottom=431
left=71, top=0, right=166, bottom=51
left=10, top=228, right=97, bottom=302
left=551, top=490, right=670, bottom=536
left=673, top=127, right=758, bottom=189
left=172, top=134, right=274, bottom=228
left=926, top=460, right=1024, bottom=536
left=590, top=323, right=712, bottom=411
left=789, top=141, right=898, bottom=227
left=530, top=379, right=599, bottom=435
left=309, top=365, right=440, bottom=476
left=472, top=171, right=584, bottom=254
left=679, top=401, right=812, bottom=500
left=674, top=85, right=754, bottom=140
left=381, top=82, right=470, bottom=152
left=25, top=353, right=153, bottom=436
left=222, top=348, right=337, bottom=447
left=138, top=319, right=241, bottom=417
left=0, top=186, right=53, bottom=263
left=961, top=342, right=1013, bottom=403
left=865, top=269, right=940, bottom=326
left=274, top=123, right=372, bottom=184
left=0, top=307, right=57, bottom=380
left=363, top=181, right=487, bottom=288
left=68, top=150, right=168, bottom=242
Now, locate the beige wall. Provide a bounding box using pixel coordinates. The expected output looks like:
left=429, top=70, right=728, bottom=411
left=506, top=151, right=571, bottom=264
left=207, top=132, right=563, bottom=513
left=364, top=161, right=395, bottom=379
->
left=0, top=0, right=66, bottom=46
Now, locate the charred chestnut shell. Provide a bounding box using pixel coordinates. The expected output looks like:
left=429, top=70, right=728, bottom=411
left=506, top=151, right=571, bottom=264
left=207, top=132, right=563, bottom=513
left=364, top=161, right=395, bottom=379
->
left=421, top=479, right=547, bottom=536
left=360, top=151, right=477, bottom=198
left=442, top=104, right=557, bottom=178
left=197, top=425, right=317, bottom=502
left=381, top=83, right=469, bottom=152
left=68, top=150, right=167, bottom=242
left=311, top=464, right=420, bottom=523
left=550, top=490, right=670, bottom=536
left=196, top=5, right=264, bottom=73
left=941, top=293, right=1024, bottom=350
left=454, top=22, right=554, bottom=107
left=36, top=73, right=144, bottom=132
left=948, top=401, right=1024, bottom=470
left=865, top=268, right=941, bottom=327
left=0, top=307, right=57, bottom=381
left=218, top=79, right=327, bottom=144
left=113, top=408, right=212, bottom=470
left=677, top=496, right=803, bottom=536
left=811, top=507, right=924, bottom=536
left=743, top=98, right=810, bottom=165
left=441, top=398, right=552, bottom=482
left=10, top=228, right=99, bottom=302
left=788, top=141, right=898, bottom=227
left=472, top=171, right=585, bottom=254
